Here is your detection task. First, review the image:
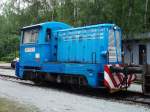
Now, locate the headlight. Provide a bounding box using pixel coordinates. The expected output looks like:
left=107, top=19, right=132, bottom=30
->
left=35, top=53, right=40, bottom=59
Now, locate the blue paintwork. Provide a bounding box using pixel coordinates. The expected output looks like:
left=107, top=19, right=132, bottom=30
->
left=16, top=21, right=122, bottom=88
left=15, top=61, right=20, bottom=77
left=57, top=24, right=109, bottom=64
left=20, top=22, right=72, bottom=66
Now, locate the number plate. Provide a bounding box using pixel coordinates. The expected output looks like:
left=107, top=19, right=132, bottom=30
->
left=25, top=47, right=35, bottom=52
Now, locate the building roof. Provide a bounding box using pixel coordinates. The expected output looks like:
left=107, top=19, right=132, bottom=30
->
left=123, top=32, right=150, bottom=42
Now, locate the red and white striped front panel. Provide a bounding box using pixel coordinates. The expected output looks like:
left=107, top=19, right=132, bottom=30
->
left=104, top=64, right=136, bottom=91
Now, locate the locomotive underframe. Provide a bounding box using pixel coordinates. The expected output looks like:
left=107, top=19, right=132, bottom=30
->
left=23, top=71, right=88, bottom=86
left=17, top=62, right=104, bottom=88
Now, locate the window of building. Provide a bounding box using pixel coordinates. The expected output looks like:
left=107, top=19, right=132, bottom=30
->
left=139, top=45, right=147, bottom=65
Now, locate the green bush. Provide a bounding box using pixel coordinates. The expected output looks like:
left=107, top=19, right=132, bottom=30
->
left=0, top=52, right=18, bottom=62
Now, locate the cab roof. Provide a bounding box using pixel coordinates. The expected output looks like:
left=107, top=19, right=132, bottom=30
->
left=21, top=21, right=72, bottom=31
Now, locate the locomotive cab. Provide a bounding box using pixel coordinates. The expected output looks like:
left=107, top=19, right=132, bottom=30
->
left=20, top=24, right=52, bottom=68
left=21, top=25, right=42, bottom=65
left=18, top=22, right=72, bottom=78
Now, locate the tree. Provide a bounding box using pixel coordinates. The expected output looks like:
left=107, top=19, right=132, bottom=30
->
left=0, top=0, right=149, bottom=61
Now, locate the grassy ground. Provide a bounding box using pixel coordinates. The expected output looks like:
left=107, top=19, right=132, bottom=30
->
left=0, top=61, right=6, bottom=63
left=0, top=97, right=40, bottom=112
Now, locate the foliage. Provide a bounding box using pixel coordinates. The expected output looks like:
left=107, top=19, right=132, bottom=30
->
left=0, top=0, right=150, bottom=61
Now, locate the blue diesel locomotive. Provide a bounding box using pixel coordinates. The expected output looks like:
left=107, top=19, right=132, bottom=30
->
left=16, top=21, right=137, bottom=92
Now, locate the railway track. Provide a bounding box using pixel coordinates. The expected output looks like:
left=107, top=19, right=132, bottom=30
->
left=0, top=74, right=34, bottom=86
left=0, top=66, right=13, bottom=69
left=0, top=74, right=19, bottom=80
left=0, top=73, right=150, bottom=106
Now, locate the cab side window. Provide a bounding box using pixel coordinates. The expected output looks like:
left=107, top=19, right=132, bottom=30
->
left=46, top=28, right=51, bottom=42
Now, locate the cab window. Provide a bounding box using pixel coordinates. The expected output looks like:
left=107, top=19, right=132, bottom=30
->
left=23, top=28, right=40, bottom=44
left=46, top=28, right=51, bottom=42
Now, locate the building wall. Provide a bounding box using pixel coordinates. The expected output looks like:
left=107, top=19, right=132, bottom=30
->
left=147, top=43, right=150, bottom=64
left=123, top=41, right=150, bottom=65
left=123, top=44, right=131, bottom=64
left=133, top=43, right=139, bottom=64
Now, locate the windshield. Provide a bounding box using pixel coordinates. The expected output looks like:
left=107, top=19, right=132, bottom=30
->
left=22, top=28, right=40, bottom=44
